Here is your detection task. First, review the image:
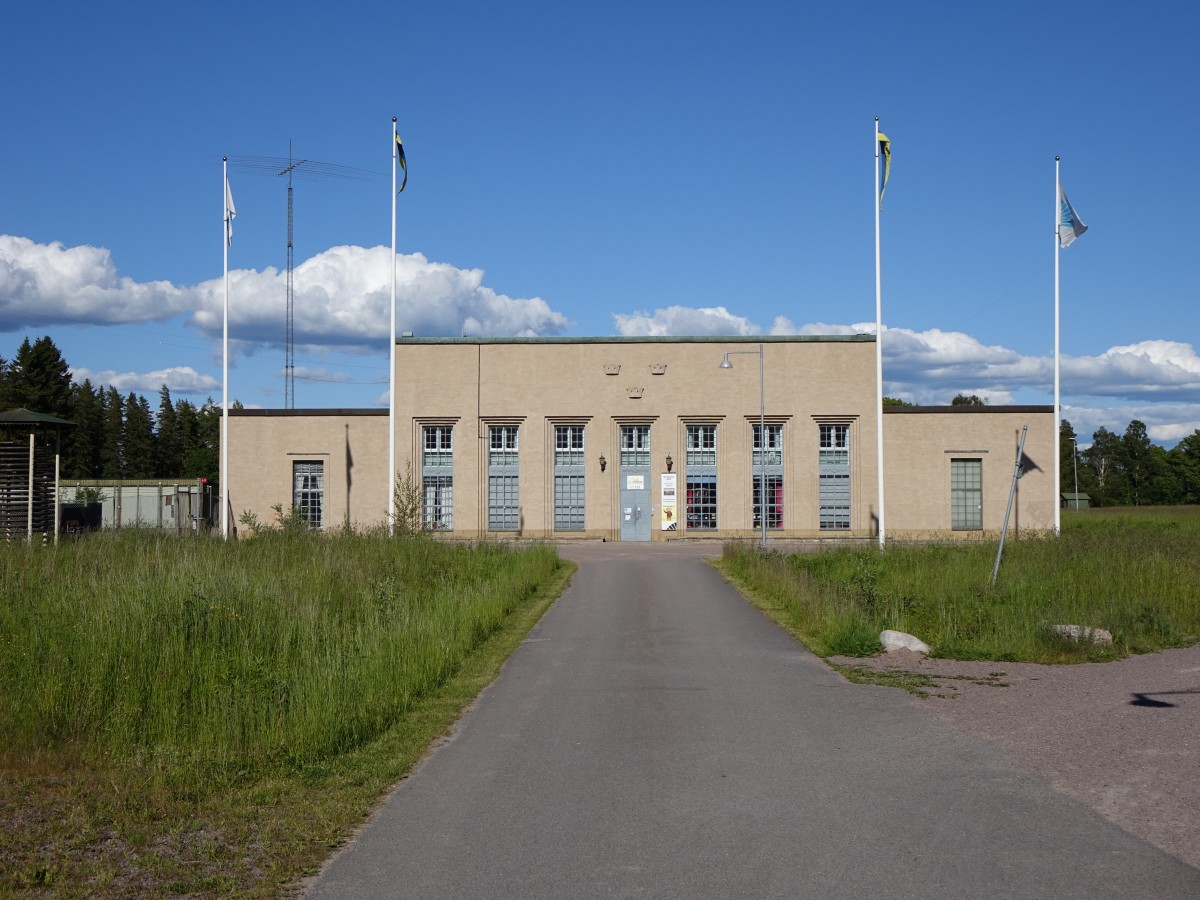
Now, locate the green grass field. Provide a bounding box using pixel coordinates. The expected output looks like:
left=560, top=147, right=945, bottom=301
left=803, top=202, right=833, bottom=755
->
left=718, top=505, right=1200, bottom=661
left=0, top=529, right=570, bottom=896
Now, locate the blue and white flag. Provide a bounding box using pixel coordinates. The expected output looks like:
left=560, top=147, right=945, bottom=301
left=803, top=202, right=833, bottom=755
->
left=224, top=173, right=237, bottom=247
left=1058, top=185, right=1087, bottom=248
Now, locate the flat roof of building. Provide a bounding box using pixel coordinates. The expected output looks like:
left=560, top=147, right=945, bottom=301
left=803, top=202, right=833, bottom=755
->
left=396, top=334, right=876, bottom=345
left=231, top=408, right=388, bottom=417
left=231, top=404, right=1053, bottom=416
left=884, top=405, right=1054, bottom=414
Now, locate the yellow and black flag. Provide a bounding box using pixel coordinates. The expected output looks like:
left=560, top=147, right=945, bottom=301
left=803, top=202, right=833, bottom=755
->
left=395, top=134, right=408, bottom=194
left=878, top=132, right=891, bottom=209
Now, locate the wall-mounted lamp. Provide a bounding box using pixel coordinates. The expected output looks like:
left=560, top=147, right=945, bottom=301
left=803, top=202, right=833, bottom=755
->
left=599, top=453, right=607, bottom=472
left=665, top=454, right=673, bottom=473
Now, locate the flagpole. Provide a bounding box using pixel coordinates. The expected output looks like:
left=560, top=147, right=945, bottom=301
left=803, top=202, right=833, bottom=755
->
left=221, top=156, right=230, bottom=541
left=388, top=117, right=398, bottom=535
left=874, top=117, right=886, bottom=548
left=1054, top=156, right=1062, bottom=535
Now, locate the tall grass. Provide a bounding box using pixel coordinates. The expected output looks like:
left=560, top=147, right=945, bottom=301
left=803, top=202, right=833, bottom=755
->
left=720, top=507, right=1200, bottom=662
left=0, top=530, right=561, bottom=781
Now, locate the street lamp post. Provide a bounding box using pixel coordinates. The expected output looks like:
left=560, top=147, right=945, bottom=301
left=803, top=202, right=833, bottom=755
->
left=720, top=343, right=767, bottom=550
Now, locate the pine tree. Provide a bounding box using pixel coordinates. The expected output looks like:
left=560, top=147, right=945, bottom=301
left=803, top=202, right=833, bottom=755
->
left=187, top=399, right=220, bottom=481
left=1084, top=427, right=1126, bottom=506
left=122, top=392, right=156, bottom=478
left=1119, top=420, right=1157, bottom=507
left=1170, top=431, right=1200, bottom=504
left=0, top=353, right=10, bottom=409
left=7, top=336, right=72, bottom=417
left=1059, top=419, right=1084, bottom=496
left=64, top=379, right=105, bottom=478
left=154, top=385, right=182, bottom=476
left=101, top=387, right=125, bottom=478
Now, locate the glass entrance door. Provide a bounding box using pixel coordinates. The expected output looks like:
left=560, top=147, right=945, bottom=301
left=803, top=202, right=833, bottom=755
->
left=619, top=425, right=651, bottom=541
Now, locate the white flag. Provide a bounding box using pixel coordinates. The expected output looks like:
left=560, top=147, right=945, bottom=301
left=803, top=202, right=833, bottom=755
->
left=225, top=174, right=237, bottom=246
left=1058, top=185, right=1087, bottom=248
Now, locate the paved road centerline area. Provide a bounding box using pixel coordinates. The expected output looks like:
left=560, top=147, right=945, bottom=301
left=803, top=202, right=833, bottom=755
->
left=306, top=543, right=1200, bottom=898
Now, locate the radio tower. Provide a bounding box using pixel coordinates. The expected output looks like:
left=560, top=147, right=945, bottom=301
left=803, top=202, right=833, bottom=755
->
left=278, top=142, right=306, bottom=409
left=226, top=151, right=378, bottom=408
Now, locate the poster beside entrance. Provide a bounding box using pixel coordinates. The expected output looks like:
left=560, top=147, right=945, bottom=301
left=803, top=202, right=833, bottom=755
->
left=660, top=473, right=677, bottom=531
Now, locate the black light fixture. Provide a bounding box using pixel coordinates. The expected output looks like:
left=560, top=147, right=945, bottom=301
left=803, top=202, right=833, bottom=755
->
left=665, top=453, right=673, bottom=473
left=599, top=453, right=606, bottom=472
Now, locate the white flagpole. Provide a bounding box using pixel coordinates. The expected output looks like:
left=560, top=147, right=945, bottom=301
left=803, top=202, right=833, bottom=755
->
left=388, top=117, right=398, bottom=535
left=1054, top=156, right=1062, bottom=535
left=222, top=156, right=230, bottom=541
left=874, top=118, right=886, bottom=548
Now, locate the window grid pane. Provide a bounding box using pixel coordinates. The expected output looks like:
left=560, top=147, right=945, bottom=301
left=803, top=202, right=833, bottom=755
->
left=753, top=423, right=784, bottom=467
left=422, top=475, right=453, bottom=530
left=554, top=475, right=586, bottom=531
left=685, top=424, right=717, bottom=467
left=555, top=424, right=585, bottom=467
left=620, top=425, right=650, bottom=468
left=553, top=425, right=586, bottom=531
left=819, top=424, right=851, bottom=530
left=489, top=425, right=519, bottom=467
left=488, top=475, right=520, bottom=531
left=293, top=461, right=324, bottom=530
left=423, top=425, right=454, bottom=468
left=685, top=475, right=717, bottom=530
left=752, top=474, right=784, bottom=530
left=951, top=459, right=983, bottom=530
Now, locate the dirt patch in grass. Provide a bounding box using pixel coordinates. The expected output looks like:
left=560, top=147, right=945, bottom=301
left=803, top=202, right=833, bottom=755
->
left=830, top=658, right=1009, bottom=698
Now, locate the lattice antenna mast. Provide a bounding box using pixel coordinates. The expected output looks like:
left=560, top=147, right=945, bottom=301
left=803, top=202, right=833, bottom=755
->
left=277, top=141, right=307, bottom=410
left=227, top=152, right=379, bottom=409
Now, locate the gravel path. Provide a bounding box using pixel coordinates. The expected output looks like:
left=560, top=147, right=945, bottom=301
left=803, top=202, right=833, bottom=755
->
left=828, top=644, right=1200, bottom=870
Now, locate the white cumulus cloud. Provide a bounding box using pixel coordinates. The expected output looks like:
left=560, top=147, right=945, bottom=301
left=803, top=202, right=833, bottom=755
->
left=613, top=305, right=760, bottom=336
left=0, top=236, right=192, bottom=327
left=71, top=366, right=219, bottom=395
left=612, top=304, right=1200, bottom=445
left=188, top=245, right=569, bottom=348
left=1, top=236, right=570, bottom=348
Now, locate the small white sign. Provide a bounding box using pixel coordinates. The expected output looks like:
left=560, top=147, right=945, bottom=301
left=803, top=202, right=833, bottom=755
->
left=626, top=475, right=645, bottom=490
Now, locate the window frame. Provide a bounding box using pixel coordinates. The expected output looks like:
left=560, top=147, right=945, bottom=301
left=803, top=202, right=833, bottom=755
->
left=553, top=423, right=586, bottom=531
left=751, top=422, right=784, bottom=530
left=487, top=424, right=521, bottom=531
left=292, top=460, right=325, bottom=530
left=818, top=422, right=851, bottom=531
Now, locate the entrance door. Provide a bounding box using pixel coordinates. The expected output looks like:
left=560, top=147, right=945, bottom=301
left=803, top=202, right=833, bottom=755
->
left=619, top=425, right=651, bottom=541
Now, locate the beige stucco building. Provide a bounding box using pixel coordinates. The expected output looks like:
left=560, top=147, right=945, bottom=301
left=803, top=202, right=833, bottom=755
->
left=228, top=336, right=1055, bottom=541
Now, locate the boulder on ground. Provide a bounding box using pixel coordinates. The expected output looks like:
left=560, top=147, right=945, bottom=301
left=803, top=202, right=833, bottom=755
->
left=1048, top=624, right=1114, bottom=646
left=880, top=630, right=930, bottom=654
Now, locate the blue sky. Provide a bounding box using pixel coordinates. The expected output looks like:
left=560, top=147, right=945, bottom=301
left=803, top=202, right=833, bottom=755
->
left=3, top=1, right=1198, bottom=446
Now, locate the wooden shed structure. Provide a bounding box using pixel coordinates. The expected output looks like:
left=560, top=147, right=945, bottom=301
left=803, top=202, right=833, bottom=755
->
left=0, top=408, right=75, bottom=542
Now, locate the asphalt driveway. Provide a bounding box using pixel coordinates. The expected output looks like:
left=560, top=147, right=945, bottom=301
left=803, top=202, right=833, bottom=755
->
left=305, top=542, right=1199, bottom=898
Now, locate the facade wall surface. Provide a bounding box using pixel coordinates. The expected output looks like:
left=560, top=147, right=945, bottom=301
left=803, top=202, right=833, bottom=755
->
left=392, top=336, right=880, bottom=541
left=884, top=407, right=1056, bottom=537
left=229, top=410, right=388, bottom=534
left=226, top=338, right=1055, bottom=541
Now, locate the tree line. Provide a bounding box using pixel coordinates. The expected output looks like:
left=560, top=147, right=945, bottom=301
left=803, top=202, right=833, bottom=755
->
left=0, top=336, right=223, bottom=482
left=1060, top=419, right=1199, bottom=507
left=5, top=336, right=1198, bottom=504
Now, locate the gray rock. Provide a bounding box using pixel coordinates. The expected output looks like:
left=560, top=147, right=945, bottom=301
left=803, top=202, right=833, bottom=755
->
left=1048, top=624, right=1114, bottom=646
left=880, top=629, right=930, bottom=654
